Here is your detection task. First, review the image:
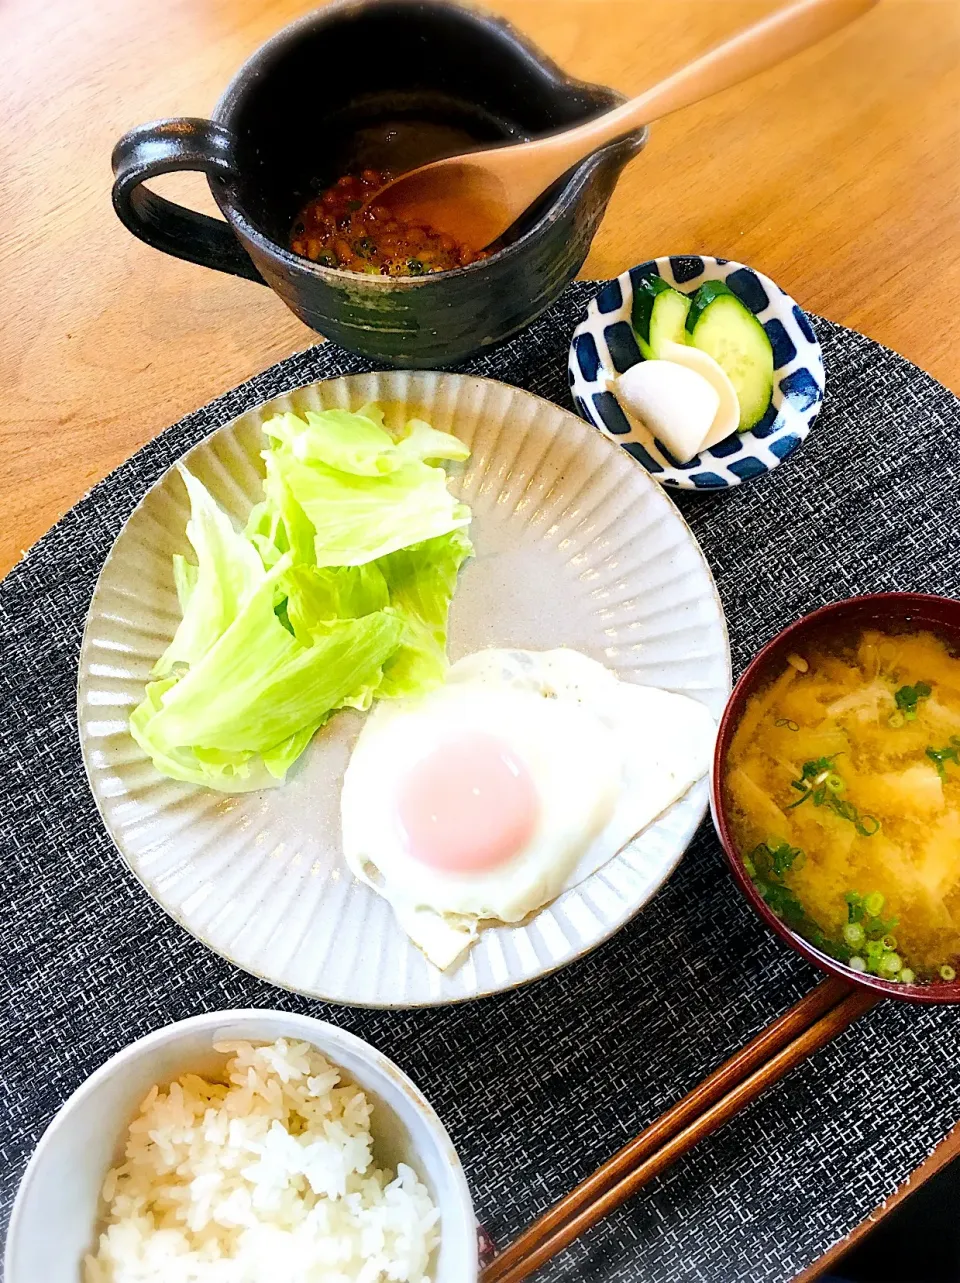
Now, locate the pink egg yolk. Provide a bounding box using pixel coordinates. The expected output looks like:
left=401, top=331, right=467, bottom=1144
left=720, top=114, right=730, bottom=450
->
left=396, top=733, right=539, bottom=872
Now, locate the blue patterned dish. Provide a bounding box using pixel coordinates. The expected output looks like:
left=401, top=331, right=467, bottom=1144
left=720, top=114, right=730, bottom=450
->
left=568, top=256, right=824, bottom=489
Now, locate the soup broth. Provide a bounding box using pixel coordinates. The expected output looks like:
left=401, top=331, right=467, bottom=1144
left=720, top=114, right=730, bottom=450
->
left=724, top=628, right=960, bottom=983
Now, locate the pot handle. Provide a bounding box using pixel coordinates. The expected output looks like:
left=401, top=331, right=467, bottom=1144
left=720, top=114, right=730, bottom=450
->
left=111, top=118, right=267, bottom=283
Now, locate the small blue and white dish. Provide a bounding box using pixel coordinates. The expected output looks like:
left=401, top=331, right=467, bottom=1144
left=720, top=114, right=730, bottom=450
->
left=568, top=256, right=825, bottom=490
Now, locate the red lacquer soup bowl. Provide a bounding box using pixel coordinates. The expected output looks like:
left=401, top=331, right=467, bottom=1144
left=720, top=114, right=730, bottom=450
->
left=711, top=592, right=960, bottom=1005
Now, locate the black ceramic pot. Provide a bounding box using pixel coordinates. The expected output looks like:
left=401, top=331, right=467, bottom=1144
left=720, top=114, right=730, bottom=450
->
left=111, top=0, right=647, bottom=368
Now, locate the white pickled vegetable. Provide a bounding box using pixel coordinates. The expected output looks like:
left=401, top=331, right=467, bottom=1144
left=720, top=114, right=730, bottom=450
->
left=658, top=341, right=740, bottom=449
left=614, top=360, right=720, bottom=463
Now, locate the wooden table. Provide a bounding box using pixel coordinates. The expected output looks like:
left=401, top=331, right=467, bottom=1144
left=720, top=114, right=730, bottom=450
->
left=3, top=0, right=960, bottom=1272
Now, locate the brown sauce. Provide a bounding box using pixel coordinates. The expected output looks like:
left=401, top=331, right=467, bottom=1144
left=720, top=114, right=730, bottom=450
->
left=290, top=168, right=491, bottom=276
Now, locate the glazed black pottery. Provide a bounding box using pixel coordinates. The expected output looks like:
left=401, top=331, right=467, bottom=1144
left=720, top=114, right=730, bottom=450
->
left=110, top=0, right=647, bottom=367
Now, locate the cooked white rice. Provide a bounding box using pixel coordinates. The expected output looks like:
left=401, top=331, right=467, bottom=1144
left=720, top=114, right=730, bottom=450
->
left=84, top=1038, right=440, bottom=1283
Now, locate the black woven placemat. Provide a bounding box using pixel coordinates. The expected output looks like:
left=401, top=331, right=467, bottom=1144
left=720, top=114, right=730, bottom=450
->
left=3, top=281, right=960, bottom=1282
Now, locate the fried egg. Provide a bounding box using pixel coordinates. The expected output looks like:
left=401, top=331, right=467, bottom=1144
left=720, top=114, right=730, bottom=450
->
left=340, top=648, right=715, bottom=969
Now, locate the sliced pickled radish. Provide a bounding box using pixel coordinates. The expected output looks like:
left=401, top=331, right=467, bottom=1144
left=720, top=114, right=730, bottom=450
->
left=658, top=341, right=741, bottom=449
left=614, top=360, right=720, bottom=463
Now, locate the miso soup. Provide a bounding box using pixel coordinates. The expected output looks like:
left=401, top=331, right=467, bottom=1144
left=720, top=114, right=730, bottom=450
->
left=724, top=628, right=960, bottom=983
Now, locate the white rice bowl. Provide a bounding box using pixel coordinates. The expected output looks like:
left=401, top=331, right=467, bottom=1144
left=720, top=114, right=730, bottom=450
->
left=84, top=1038, right=440, bottom=1282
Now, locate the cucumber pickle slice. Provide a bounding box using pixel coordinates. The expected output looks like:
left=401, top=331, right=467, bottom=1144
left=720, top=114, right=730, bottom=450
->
left=685, top=281, right=774, bottom=431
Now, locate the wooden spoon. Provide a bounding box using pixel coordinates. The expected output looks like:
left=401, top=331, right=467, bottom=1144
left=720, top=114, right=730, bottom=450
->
left=372, top=0, right=877, bottom=250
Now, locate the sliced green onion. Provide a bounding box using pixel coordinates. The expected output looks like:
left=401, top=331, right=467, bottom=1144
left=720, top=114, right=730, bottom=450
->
left=899, top=969, right=916, bottom=984
left=743, top=857, right=756, bottom=879
left=864, top=914, right=900, bottom=941
left=786, top=790, right=811, bottom=810
left=940, top=965, right=956, bottom=982
left=789, top=766, right=879, bottom=834
left=842, top=922, right=865, bottom=948
left=894, top=681, right=932, bottom=720
left=888, top=710, right=906, bottom=729
left=881, top=934, right=897, bottom=951
left=879, top=952, right=902, bottom=976
left=926, top=742, right=960, bottom=778
left=767, top=839, right=804, bottom=878
left=775, top=718, right=800, bottom=731
left=864, top=891, right=885, bottom=917
left=848, top=956, right=866, bottom=973
left=750, top=843, right=772, bottom=877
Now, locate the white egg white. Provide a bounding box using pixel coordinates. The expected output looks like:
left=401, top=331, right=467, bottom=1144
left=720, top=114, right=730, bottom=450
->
left=340, top=648, right=716, bottom=970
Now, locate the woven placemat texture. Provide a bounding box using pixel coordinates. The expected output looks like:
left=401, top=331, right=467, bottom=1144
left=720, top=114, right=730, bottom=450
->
left=2, top=281, right=960, bottom=1281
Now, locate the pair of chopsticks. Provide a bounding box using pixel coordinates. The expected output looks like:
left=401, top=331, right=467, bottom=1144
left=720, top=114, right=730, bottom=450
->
left=481, top=977, right=879, bottom=1283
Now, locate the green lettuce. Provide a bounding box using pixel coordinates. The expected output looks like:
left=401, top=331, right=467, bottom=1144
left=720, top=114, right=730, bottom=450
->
left=264, top=404, right=469, bottom=477
left=265, top=406, right=397, bottom=476
left=283, top=563, right=390, bottom=636
left=131, top=405, right=472, bottom=792
left=377, top=528, right=473, bottom=697
left=393, top=416, right=473, bottom=466
left=244, top=454, right=316, bottom=570
left=142, top=573, right=400, bottom=752
left=277, top=529, right=473, bottom=697
left=154, top=465, right=265, bottom=677
left=130, top=678, right=276, bottom=792
left=264, top=407, right=470, bottom=566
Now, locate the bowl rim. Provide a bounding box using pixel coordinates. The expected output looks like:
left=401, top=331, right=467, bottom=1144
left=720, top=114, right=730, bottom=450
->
left=568, top=253, right=824, bottom=490
left=710, top=591, right=960, bottom=1005
left=4, top=1008, right=478, bottom=1282
left=209, top=0, right=648, bottom=287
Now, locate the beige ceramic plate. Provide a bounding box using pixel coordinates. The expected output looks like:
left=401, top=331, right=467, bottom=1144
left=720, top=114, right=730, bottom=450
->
left=79, top=372, right=730, bottom=1006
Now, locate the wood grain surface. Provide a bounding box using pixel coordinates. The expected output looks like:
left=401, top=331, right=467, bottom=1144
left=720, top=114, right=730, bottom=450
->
left=795, top=1117, right=960, bottom=1280
left=2, top=0, right=959, bottom=578
left=2, top=0, right=960, bottom=1267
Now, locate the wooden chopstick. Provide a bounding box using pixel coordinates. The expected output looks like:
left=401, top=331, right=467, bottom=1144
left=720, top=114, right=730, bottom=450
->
left=482, top=976, right=848, bottom=1282
left=482, top=978, right=878, bottom=1283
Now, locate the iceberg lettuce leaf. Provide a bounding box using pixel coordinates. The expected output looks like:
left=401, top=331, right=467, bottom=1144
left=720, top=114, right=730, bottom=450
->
left=171, top=554, right=198, bottom=612
left=264, top=408, right=398, bottom=476
left=129, top=677, right=280, bottom=792
left=393, top=417, right=471, bottom=465
left=245, top=453, right=316, bottom=570
left=262, top=406, right=468, bottom=478
left=376, top=527, right=473, bottom=698
left=282, top=563, right=389, bottom=638
left=141, top=568, right=403, bottom=756
left=275, top=450, right=471, bottom=568
left=260, top=719, right=329, bottom=780
left=153, top=466, right=265, bottom=678
left=259, top=407, right=470, bottom=565
left=133, top=405, right=471, bottom=792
